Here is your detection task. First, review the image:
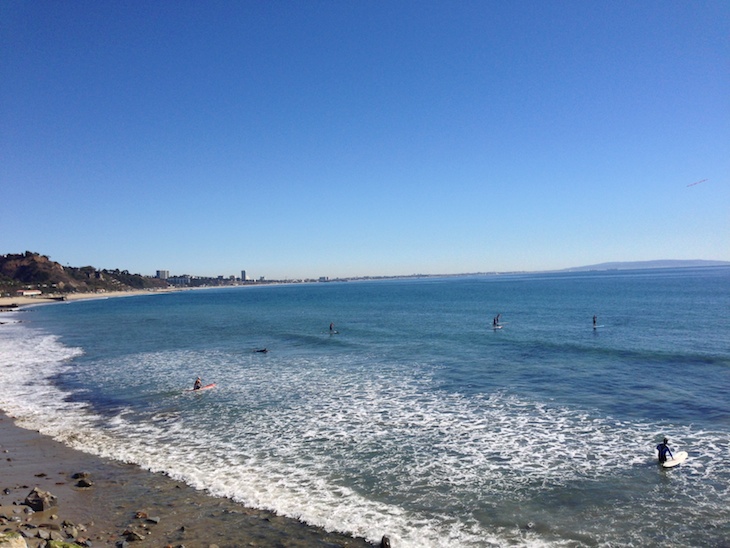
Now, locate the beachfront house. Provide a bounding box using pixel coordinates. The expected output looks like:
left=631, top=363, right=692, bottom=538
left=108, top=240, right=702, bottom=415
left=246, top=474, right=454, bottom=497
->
left=15, top=289, right=42, bottom=297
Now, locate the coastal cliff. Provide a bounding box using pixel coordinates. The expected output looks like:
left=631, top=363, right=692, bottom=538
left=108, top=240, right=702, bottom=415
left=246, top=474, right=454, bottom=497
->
left=0, top=252, right=167, bottom=296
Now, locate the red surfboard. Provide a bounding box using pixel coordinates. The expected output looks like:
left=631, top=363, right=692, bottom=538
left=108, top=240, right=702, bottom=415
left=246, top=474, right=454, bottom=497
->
left=185, top=383, right=216, bottom=392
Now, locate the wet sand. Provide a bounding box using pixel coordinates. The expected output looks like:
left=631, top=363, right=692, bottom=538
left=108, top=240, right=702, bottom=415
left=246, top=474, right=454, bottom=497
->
left=0, top=412, right=376, bottom=547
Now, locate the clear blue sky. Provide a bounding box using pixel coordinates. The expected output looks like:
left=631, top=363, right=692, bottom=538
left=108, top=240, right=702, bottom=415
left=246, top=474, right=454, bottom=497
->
left=2, top=1, right=728, bottom=279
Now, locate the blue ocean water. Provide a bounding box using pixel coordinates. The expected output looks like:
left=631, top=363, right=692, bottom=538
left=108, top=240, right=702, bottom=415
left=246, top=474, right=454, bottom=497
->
left=1, top=267, right=729, bottom=547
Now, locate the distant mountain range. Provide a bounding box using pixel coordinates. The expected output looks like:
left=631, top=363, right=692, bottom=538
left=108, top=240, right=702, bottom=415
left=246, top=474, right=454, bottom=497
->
left=563, top=260, right=730, bottom=272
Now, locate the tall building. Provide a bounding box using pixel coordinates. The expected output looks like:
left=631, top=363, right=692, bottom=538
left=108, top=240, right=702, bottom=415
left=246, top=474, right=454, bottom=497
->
left=156, top=270, right=169, bottom=280
left=241, top=270, right=247, bottom=281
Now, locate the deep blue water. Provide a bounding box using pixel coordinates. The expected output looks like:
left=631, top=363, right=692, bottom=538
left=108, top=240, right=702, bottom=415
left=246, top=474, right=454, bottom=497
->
left=1, top=267, right=728, bottom=547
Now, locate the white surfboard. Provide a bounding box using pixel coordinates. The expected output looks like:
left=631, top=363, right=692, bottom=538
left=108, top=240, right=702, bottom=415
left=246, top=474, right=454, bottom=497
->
left=662, top=451, right=688, bottom=468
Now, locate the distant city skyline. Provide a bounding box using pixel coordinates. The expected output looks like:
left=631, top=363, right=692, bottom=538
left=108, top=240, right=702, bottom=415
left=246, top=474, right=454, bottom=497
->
left=2, top=2, right=728, bottom=279
left=153, top=259, right=730, bottom=283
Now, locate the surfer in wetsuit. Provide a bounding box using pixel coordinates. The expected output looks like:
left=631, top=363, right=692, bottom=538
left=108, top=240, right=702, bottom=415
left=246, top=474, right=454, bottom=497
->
left=193, top=377, right=202, bottom=390
left=656, top=437, right=673, bottom=463
left=593, top=315, right=597, bottom=327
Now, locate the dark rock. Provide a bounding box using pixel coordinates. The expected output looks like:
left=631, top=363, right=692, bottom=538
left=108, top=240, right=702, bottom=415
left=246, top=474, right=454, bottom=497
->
left=24, top=487, right=58, bottom=511
left=75, top=479, right=93, bottom=488
left=125, top=530, right=145, bottom=541
left=145, top=516, right=160, bottom=525
left=71, top=472, right=90, bottom=480
left=380, top=535, right=391, bottom=548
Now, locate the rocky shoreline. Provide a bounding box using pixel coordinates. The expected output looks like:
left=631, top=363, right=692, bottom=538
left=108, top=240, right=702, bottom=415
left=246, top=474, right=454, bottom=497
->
left=0, top=413, right=381, bottom=547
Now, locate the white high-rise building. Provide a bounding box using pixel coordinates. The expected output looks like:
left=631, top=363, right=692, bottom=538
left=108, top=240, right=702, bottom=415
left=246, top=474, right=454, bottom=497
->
left=156, top=270, right=169, bottom=280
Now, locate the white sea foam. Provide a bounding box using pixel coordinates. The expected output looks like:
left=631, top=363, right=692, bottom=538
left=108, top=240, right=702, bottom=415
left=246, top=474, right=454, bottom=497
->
left=0, top=321, right=86, bottom=423
left=62, top=350, right=728, bottom=546
left=1, top=320, right=728, bottom=547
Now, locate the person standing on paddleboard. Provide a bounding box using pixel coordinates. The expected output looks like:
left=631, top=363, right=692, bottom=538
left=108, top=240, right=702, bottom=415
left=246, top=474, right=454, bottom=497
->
left=193, top=377, right=202, bottom=390
left=656, top=437, right=673, bottom=463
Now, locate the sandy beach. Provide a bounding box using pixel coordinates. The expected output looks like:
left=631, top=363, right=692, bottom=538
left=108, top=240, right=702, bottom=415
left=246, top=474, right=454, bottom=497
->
left=1, top=294, right=377, bottom=547
left=0, top=289, right=179, bottom=309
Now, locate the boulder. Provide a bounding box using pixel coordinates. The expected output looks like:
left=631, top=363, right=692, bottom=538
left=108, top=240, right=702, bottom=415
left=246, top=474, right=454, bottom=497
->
left=0, top=532, right=27, bottom=548
left=23, top=488, right=57, bottom=512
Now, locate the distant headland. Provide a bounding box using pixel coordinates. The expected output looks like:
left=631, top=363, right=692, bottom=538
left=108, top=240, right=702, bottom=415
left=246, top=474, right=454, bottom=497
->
left=559, top=259, right=730, bottom=272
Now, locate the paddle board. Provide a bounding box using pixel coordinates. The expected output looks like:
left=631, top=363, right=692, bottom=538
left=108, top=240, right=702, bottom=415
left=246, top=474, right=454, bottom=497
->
left=492, top=325, right=503, bottom=330
left=185, top=383, right=216, bottom=392
left=662, top=451, right=688, bottom=468
left=593, top=325, right=605, bottom=329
